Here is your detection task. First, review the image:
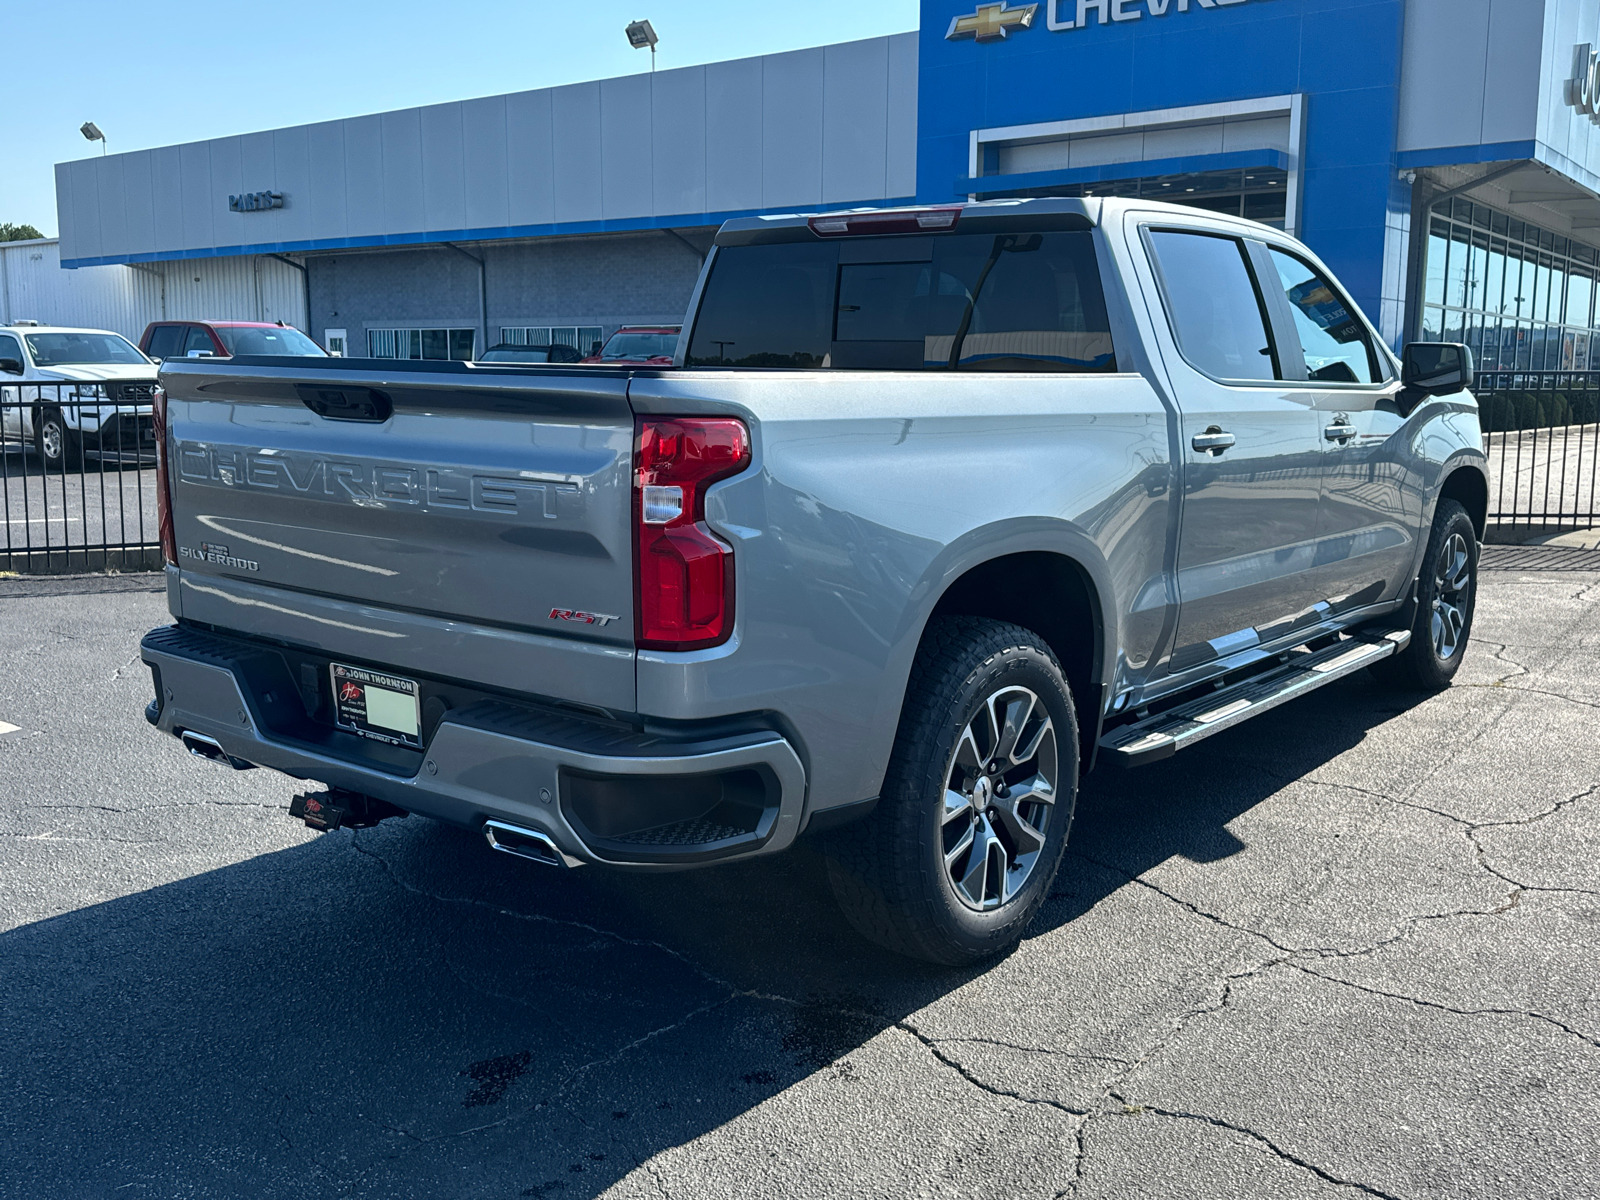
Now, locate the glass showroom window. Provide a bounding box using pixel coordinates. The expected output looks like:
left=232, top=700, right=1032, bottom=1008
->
left=501, top=326, right=604, bottom=356
left=1003, top=168, right=1289, bottom=228
left=367, top=328, right=476, bottom=360
left=1419, top=199, right=1600, bottom=372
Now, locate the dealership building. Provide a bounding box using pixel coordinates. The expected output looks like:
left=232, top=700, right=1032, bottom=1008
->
left=50, top=0, right=1600, bottom=371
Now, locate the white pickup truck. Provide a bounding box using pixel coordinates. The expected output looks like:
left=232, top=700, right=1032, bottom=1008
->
left=0, top=322, right=160, bottom=468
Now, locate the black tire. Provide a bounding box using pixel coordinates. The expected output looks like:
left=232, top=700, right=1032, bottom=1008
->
left=824, top=617, right=1080, bottom=966
left=1370, top=498, right=1478, bottom=692
left=34, top=408, right=80, bottom=469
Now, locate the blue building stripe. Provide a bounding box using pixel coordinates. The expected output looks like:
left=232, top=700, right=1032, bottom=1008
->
left=1395, top=141, right=1537, bottom=170
left=58, top=198, right=919, bottom=270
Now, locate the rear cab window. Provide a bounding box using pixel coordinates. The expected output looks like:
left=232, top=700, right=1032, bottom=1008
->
left=1144, top=229, right=1280, bottom=383
left=145, top=325, right=186, bottom=360
left=686, top=229, right=1116, bottom=373
left=183, top=327, right=218, bottom=356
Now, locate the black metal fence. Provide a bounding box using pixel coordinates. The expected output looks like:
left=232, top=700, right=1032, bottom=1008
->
left=1, top=373, right=1596, bottom=576
left=1, top=384, right=164, bottom=574
left=1477, top=371, right=1600, bottom=527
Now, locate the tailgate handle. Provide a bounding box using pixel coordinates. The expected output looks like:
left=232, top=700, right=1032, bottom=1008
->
left=295, top=385, right=392, bottom=423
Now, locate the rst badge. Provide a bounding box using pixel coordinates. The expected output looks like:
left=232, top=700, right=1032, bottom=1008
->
left=549, top=608, right=620, bottom=628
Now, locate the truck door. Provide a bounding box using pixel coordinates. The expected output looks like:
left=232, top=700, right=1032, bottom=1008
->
left=0, top=332, right=21, bottom=441
left=1139, top=225, right=1326, bottom=676
left=1254, top=244, right=1421, bottom=612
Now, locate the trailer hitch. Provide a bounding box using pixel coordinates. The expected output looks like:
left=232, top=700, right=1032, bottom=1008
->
left=289, top=788, right=408, bottom=832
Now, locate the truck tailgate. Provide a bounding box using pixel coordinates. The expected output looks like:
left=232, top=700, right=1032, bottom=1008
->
left=161, top=360, right=637, bottom=710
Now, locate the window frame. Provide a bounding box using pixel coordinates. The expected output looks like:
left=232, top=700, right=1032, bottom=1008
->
left=1139, top=224, right=1285, bottom=387
left=183, top=325, right=221, bottom=357
left=366, top=327, right=478, bottom=361
left=1250, top=239, right=1396, bottom=388
left=144, top=324, right=187, bottom=361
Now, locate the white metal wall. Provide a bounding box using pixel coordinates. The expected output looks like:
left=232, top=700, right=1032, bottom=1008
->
left=0, top=239, right=151, bottom=337
left=55, top=32, right=919, bottom=267
left=1397, top=0, right=1545, bottom=158
left=0, top=239, right=305, bottom=340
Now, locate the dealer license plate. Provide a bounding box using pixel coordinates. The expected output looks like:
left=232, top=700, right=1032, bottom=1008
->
left=330, top=663, right=422, bottom=748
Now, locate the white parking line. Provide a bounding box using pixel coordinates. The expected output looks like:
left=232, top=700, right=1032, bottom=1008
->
left=0, top=721, right=21, bottom=736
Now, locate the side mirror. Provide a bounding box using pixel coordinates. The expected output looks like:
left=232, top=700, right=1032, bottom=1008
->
left=1402, top=342, right=1474, bottom=397
left=0, top=357, right=22, bottom=376
left=147, top=356, right=163, bottom=365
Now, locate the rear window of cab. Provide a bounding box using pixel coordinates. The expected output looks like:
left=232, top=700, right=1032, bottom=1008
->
left=686, top=230, right=1116, bottom=373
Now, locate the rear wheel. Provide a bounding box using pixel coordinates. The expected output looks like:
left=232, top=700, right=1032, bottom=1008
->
left=1370, top=498, right=1478, bottom=691
left=34, top=408, right=79, bottom=469
left=825, top=617, right=1079, bottom=966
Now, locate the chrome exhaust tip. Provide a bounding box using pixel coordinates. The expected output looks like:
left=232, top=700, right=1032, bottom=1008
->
left=179, top=730, right=255, bottom=770
left=483, top=820, right=581, bottom=868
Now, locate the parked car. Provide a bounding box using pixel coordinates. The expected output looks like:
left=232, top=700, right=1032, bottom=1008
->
left=140, top=198, right=1489, bottom=965
left=139, top=320, right=325, bottom=362
left=580, top=326, right=681, bottom=365
left=0, top=322, right=159, bottom=468
left=478, top=342, right=585, bottom=364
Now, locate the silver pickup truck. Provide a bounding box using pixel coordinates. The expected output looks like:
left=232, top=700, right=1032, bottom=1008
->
left=140, top=198, right=1487, bottom=965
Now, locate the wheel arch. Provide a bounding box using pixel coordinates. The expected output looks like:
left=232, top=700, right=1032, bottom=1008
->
left=1438, top=463, right=1489, bottom=540
left=923, top=549, right=1108, bottom=770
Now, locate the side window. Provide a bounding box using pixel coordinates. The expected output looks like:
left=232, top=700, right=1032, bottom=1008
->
left=183, top=326, right=218, bottom=356
left=0, top=333, right=23, bottom=367
left=1147, top=230, right=1278, bottom=382
left=1266, top=249, right=1380, bottom=384
left=145, top=325, right=185, bottom=360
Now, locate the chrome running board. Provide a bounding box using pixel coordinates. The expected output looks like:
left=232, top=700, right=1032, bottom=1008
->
left=1100, top=629, right=1411, bottom=768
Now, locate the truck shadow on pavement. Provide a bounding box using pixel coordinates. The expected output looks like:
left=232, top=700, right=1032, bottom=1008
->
left=0, top=674, right=1424, bottom=1199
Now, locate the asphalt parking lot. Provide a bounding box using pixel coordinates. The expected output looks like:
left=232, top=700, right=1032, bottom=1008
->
left=1, top=565, right=1597, bottom=1200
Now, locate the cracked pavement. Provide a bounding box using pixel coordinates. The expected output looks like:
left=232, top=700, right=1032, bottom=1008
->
left=1, top=569, right=1598, bottom=1199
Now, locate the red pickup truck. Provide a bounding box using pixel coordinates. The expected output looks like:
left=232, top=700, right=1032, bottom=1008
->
left=140, top=320, right=325, bottom=361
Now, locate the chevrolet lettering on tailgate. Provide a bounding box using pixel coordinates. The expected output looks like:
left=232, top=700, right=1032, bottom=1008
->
left=176, top=443, right=583, bottom=520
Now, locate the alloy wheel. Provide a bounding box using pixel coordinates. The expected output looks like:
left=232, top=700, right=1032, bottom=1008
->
left=1431, top=531, right=1472, bottom=660
left=39, top=418, right=62, bottom=463
left=942, top=685, right=1058, bottom=912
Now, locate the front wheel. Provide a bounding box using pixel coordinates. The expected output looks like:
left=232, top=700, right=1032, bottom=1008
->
left=1370, top=498, right=1478, bottom=692
left=825, top=617, right=1080, bottom=966
left=34, top=408, right=79, bottom=469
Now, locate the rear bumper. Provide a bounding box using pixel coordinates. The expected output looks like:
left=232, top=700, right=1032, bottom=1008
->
left=140, top=624, right=807, bottom=870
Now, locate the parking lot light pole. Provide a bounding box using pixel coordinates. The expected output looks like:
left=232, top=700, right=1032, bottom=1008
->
left=625, top=19, right=658, bottom=72
left=80, top=121, right=106, bottom=156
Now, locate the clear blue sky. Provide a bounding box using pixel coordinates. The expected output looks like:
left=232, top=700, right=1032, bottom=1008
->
left=1, top=0, right=920, bottom=238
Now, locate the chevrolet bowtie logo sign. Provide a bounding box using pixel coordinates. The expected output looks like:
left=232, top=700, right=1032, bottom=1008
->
left=946, top=1, right=1038, bottom=41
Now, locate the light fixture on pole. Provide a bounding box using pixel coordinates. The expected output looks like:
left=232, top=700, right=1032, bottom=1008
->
left=625, top=19, right=658, bottom=72
left=80, top=121, right=106, bottom=156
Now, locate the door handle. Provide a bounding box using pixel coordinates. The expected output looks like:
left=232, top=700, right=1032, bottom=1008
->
left=1324, top=422, right=1355, bottom=443
left=1191, top=427, right=1236, bottom=456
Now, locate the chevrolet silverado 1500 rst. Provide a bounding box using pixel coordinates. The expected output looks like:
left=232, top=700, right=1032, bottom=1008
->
left=140, top=199, right=1488, bottom=965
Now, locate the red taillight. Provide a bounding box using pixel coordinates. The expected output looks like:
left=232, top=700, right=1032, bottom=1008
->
left=633, top=417, right=750, bottom=650
left=152, top=385, right=177, bottom=566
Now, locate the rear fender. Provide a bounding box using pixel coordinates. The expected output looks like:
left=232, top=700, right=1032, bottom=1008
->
left=890, top=519, right=1116, bottom=768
